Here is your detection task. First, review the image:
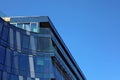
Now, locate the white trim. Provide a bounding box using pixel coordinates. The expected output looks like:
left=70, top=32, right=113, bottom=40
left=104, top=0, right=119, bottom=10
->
left=29, top=55, right=35, bottom=78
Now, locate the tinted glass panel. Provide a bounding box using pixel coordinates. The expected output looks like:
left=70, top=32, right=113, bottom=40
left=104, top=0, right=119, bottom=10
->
left=0, top=22, right=3, bottom=37
left=19, top=54, right=29, bottom=76
left=11, top=52, right=19, bottom=74
left=8, top=28, right=14, bottom=48
left=16, top=31, right=21, bottom=51
left=1, top=25, right=9, bottom=41
left=13, top=30, right=17, bottom=50
left=24, top=23, right=30, bottom=31
left=31, top=23, right=37, bottom=32
left=5, top=49, right=12, bottom=72
left=0, top=71, right=2, bottom=79
left=17, top=23, right=23, bottom=29
left=10, top=75, right=18, bottom=80
left=0, top=64, right=3, bottom=70
left=22, top=35, right=29, bottom=53
left=37, top=37, right=52, bottom=51
left=34, top=56, right=44, bottom=77
left=0, top=46, right=6, bottom=64
left=30, top=36, right=37, bottom=53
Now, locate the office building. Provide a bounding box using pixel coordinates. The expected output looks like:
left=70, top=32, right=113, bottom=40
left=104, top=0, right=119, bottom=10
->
left=0, top=16, right=86, bottom=80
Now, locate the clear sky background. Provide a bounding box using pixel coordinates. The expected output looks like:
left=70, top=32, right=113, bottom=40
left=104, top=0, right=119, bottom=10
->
left=0, top=0, right=120, bottom=80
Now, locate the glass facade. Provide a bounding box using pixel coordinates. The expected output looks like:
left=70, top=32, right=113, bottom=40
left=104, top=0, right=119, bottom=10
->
left=0, top=17, right=86, bottom=80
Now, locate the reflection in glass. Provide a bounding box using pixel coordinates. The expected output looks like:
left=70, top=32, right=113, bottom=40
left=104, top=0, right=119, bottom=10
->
left=31, top=23, right=37, bottom=32
left=24, top=23, right=30, bottom=31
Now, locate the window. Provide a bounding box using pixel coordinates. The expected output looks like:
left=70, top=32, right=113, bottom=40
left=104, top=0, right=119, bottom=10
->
left=30, top=36, right=37, bottom=53
left=2, top=72, right=10, bottom=80
left=5, top=49, right=12, bottom=72
left=34, top=56, right=45, bottom=77
left=44, top=59, right=50, bottom=74
left=31, top=23, right=38, bottom=32
left=34, top=56, right=50, bottom=77
left=1, top=25, right=9, bottom=41
left=11, top=52, right=19, bottom=74
left=0, top=46, right=6, bottom=64
left=0, top=70, right=2, bottom=79
left=17, top=23, right=23, bottom=29
left=0, top=64, right=3, bottom=70
left=22, top=35, right=30, bottom=53
left=0, top=22, right=3, bottom=37
left=10, top=74, right=18, bottom=80
left=40, top=22, right=51, bottom=28
left=37, top=37, right=52, bottom=52
left=24, top=23, right=30, bottom=31
left=9, top=28, right=14, bottom=49
left=2, top=72, right=7, bottom=80
left=16, top=31, right=21, bottom=52
left=19, top=54, right=29, bottom=76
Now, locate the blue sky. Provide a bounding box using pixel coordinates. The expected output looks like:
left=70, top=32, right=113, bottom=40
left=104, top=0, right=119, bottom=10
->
left=0, top=0, right=120, bottom=80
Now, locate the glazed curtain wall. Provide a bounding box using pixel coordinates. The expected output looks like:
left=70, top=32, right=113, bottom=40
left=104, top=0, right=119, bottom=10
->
left=0, top=18, right=54, bottom=80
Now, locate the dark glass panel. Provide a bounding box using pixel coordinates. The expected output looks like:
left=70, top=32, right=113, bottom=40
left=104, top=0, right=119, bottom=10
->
left=35, top=56, right=44, bottom=73
left=23, top=77, right=27, bottom=80
left=10, top=74, right=18, bottom=80
left=40, top=78, right=50, bottom=80
left=53, top=64, right=66, bottom=80
left=0, top=70, right=2, bottom=79
left=5, top=49, right=12, bottom=72
left=0, top=64, right=3, bottom=70
left=22, top=35, right=29, bottom=53
left=14, top=30, right=17, bottom=50
left=0, top=46, right=6, bottom=64
left=0, top=22, right=3, bottom=37
left=37, top=37, right=52, bottom=52
left=2, top=72, right=7, bottom=80
left=11, top=52, right=19, bottom=74
left=1, top=25, right=9, bottom=41
left=44, top=60, right=50, bottom=74
left=2, top=72, right=10, bottom=80
left=34, top=56, right=45, bottom=77
left=19, top=54, right=29, bottom=76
